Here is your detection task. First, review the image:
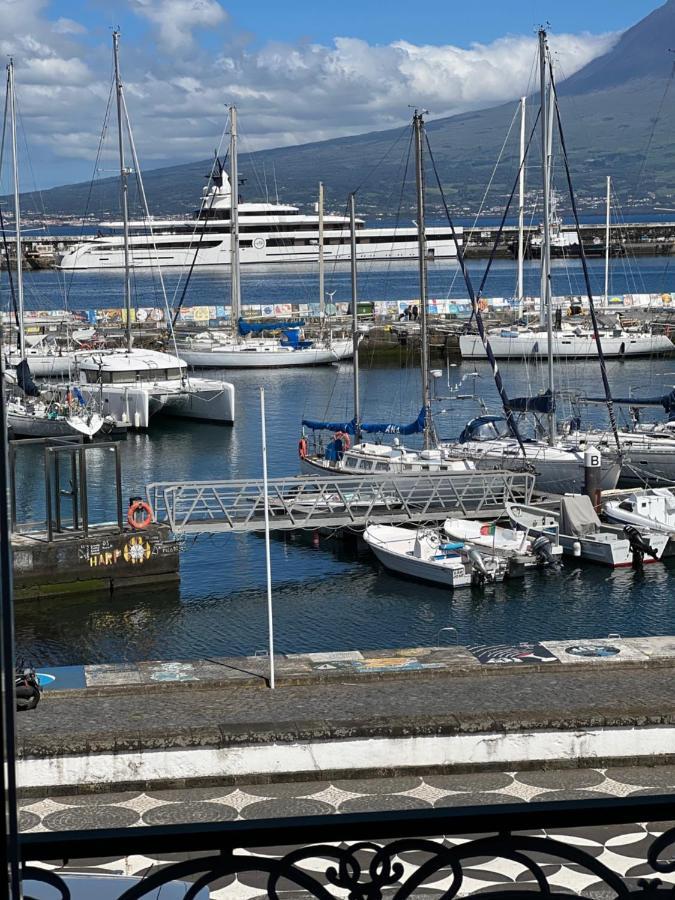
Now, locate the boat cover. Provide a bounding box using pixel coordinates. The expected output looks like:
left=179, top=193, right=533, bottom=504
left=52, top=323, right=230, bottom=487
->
left=16, top=359, right=40, bottom=397
left=238, top=317, right=305, bottom=335
left=561, top=495, right=601, bottom=537
left=302, top=407, right=426, bottom=436
left=508, top=389, right=554, bottom=414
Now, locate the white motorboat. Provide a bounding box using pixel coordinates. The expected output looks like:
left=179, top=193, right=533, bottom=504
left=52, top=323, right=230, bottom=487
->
left=507, top=495, right=669, bottom=567
left=363, top=524, right=507, bottom=588
left=76, top=349, right=235, bottom=428
left=604, top=488, right=675, bottom=547
left=441, top=415, right=621, bottom=495
left=459, top=326, right=673, bottom=360
left=178, top=332, right=353, bottom=368
left=443, top=517, right=562, bottom=575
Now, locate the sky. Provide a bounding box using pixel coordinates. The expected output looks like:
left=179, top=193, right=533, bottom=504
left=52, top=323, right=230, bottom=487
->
left=0, top=0, right=665, bottom=191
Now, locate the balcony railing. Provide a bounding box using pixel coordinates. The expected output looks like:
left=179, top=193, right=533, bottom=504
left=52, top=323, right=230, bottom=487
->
left=19, top=794, right=675, bottom=898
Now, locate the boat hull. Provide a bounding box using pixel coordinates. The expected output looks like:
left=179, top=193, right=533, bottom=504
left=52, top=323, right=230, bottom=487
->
left=158, top=379, right=235, bottom=424
left=179, top=341, right=352, bottom=368
left=459, top=332, right=674, bottom=359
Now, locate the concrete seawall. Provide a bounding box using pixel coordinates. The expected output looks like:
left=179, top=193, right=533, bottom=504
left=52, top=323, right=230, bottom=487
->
left=15, top=636, right=675, bottom=795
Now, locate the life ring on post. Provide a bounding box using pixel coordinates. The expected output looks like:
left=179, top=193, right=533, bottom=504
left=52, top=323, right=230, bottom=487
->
left=128, top=500, right=153, bottom=530
left=298, top=436, right=308, bottom=459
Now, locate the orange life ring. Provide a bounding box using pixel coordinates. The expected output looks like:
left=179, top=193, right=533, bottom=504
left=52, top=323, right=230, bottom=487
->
left=335, top=431, right=351, bottom=450
left=298, top=436, right=308, bottom=459
left=128, top=500, right=153, bottom=530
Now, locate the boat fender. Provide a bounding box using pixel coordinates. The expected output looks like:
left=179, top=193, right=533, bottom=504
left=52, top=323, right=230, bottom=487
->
left=298, top=436, right=308, bottom=459
left=128, top=499, right=153, bottom=530
left=572, top=541, right=582, bottom=557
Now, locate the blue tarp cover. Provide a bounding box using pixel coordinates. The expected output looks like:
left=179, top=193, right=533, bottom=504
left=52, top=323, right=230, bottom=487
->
left=238, top=317, right=305, bottom=335
left=302, top=408, right=427, bottom=436
left=508, top=389, right=554, bottom=414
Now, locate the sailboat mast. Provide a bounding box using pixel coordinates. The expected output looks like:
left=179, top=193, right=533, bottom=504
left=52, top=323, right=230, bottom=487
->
left=517, top=96, right=526, bottom=315
left=413, top=110, right=432, bottom=450
left=229, top=105, right=241, bottom=326
left=349, top=192, right=361, bottom=439
left=604, top=175, right=611, bottom=307
left=538, top=29, right=555, bottom=444
left=112, top=32, right=132, bottom=353
left=7, top=60, right=25, bottom=359
left=318, top=181, right=325, bottom=318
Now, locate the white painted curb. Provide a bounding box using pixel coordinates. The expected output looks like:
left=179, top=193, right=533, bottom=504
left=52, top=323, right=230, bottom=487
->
left=18, top=725, right=675, bottom=790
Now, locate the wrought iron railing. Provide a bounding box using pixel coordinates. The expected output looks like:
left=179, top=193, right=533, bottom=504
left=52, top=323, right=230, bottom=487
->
left=19, top=794, right=675, bottom=898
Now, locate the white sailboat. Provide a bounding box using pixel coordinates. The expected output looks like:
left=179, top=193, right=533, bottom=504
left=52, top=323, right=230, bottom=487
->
left=442, top=31, right=622, bottom=494
left=175, top=107, right=352, bottom=369
left=2, top=60, right=104, bottom=440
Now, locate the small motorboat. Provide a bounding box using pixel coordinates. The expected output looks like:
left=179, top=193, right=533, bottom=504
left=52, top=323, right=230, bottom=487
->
left=363, top=524, right=507, bottom=589
left=603, top=488, right=675, bottom=556
left=443, top=517, right=562, bottom=576
left=507, top=495, right=669, bottom=567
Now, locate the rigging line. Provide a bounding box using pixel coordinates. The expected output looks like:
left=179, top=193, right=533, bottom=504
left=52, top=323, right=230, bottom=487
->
left=0, top=74, right=19, bottom=332
left=463, top=102, right=520, bottom=251
left=473, top=111, right=541, bottom=301
left=635, top=57, right=675, bottom=196
left=424, top=133, right=528, bottom=459
left=169, top=122, right=229, bottom=321
left=351, top=122, right=411, bottom=196
left=549, top=62, right=622, bottom=456
left=63, top=76, right=115, bottom=310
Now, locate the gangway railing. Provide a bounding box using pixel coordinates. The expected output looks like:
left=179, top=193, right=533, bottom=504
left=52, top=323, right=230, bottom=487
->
left=147, top=471, right=535, bottom=535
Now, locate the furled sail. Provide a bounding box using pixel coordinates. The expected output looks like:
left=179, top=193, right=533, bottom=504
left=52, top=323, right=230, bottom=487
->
left=16, top=360, right=40, bottom=397
left=302, top=417, right=357, bottom=434
left=361, top=407, right=427, bottom=435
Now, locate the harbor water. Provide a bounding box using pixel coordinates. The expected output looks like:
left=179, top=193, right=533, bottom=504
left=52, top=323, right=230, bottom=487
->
left=9, top=257, right=675, bottom=666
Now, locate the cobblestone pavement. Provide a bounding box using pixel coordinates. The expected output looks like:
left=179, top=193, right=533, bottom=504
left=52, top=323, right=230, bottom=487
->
left=22, top=765, right=675, bottom=898
left=16, top=667, right=675, bottom=754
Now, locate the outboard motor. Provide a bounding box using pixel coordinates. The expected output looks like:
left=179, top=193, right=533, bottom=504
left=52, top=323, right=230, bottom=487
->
left=468, top=547, right=492, bottom=583
left=623, top=524, right=659, bottom=570
left=532, top=535, right=560, bottom=569
left=15, top=664, right=41, bottom=711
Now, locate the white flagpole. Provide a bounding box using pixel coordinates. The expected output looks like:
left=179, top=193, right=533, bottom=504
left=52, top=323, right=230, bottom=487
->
left=259, top=387, right=275, bottom=689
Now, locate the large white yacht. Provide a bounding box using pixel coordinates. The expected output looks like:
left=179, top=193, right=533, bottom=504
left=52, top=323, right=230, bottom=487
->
left=58, top=167, right=463, bottom=270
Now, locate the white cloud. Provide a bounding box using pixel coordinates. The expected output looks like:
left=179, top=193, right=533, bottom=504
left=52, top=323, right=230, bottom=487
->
left=0, top=0, right=617, bottom=189
left=130, top=0, right=227, bottom=52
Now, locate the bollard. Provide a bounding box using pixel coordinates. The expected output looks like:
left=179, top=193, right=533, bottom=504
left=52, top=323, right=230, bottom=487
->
left=584, top=445, right=602, bottom=513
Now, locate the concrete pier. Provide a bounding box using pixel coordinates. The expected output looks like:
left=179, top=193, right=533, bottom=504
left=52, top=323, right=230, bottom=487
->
left=12, top=523, right=180, bottom=601
left=15, top=635, right=675, bottom=795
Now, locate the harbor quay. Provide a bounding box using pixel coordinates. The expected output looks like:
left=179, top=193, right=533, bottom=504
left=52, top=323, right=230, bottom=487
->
left=15, top=635, right=675, bottom=796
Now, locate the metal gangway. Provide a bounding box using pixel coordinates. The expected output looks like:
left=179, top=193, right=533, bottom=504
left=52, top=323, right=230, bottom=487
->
left=147, top=471, right=535, bottom=535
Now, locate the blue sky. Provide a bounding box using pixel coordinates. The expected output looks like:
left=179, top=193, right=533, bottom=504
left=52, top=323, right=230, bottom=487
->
left=0, top=0, right=665, bottom=190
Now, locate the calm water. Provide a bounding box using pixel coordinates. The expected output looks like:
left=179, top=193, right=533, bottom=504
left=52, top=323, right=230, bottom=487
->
left=11, top=257, right=675, bottom=666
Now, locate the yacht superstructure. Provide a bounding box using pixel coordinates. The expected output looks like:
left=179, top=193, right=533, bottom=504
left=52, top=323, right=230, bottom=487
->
left=59, top=167, right=463, bottom=270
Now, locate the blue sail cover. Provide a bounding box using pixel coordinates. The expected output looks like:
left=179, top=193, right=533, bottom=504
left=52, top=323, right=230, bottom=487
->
left=585, top=390, right=675, bottom=417
left=508, top=390, right=554, bottom=414
left=238, top=317, right=305, bottom=335
left=302, top=417, right=357, bottom=435
left=361, top=407, right=427, bottom=435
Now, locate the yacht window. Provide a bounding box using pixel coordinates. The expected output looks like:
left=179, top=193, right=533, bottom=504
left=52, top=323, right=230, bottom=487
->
left=166, top=368, right=182, bottom=380
left=375, top=462, right=389, bottom=471
left=345, top=458, right=357, bottom=469
left=112, top=370, right=134, bottom=383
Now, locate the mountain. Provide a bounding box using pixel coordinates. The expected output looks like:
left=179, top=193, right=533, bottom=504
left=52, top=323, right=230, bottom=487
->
left=12, top=1, right=675, bottom=219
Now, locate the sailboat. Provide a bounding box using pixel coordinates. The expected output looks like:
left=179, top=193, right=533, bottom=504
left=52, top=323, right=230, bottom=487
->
left=2, top=60, right=103, bottom=440
left=175, top=107, right=353, bottom=369
left=299, top=113, right=474, bottom=477
left=441, top=30, right=622, bottom=495
left=68, top=33, right=235, bottom=428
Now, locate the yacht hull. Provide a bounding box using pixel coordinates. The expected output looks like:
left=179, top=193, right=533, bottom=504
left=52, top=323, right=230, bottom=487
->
left=459, top=332, right=674, bottom=359
left=158, top=379, right=235, bottom=424
left=180, top=341, right=352, bottom=368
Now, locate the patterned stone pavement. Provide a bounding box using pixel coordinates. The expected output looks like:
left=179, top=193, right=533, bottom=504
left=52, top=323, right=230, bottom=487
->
left=21, top=765, right=675, bottom=898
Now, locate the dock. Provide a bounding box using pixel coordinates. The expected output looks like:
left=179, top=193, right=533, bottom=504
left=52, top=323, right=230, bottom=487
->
left=146, top=470, right=535, bottom=534
left=15, top=634, right=675, bottom=794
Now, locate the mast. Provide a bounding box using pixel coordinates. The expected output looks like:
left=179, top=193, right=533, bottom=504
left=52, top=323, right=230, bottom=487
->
left=7, top=60, right=25, bottom=360
left=517, top=96, right=526, bottom=316
left=112, top=32, right=132, bottom=353
left=349, top=192, right=360, bottom=440
left=229, top=105, right=241, bottom=327
left=604, top=175, right=611, bottom=307
left=318, top=181, right=325, bottom=319
left=539, top=29, right=555, bottom=444
left=413, top=110, right=432, bottom=450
